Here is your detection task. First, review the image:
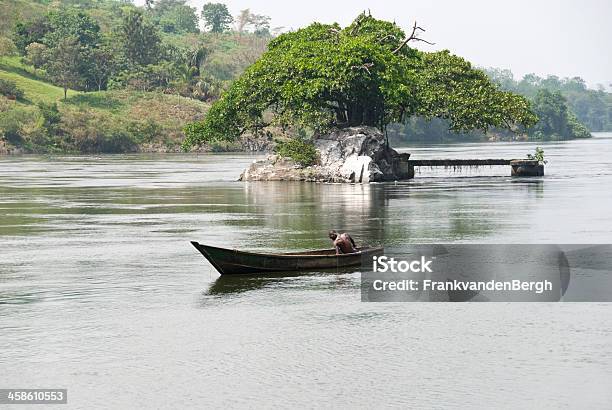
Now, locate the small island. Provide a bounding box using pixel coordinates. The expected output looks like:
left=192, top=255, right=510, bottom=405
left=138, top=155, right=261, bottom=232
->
left=182, top=13, right=540, bottom=182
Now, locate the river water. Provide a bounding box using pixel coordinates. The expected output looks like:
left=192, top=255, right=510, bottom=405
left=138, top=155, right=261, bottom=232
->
left=1, top=134, right=611, bottom=408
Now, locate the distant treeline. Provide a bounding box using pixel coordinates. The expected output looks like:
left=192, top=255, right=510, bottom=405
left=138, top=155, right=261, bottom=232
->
left=390, top=69, right=610, bottom=144
left=485, top=68, right=611, bottom=132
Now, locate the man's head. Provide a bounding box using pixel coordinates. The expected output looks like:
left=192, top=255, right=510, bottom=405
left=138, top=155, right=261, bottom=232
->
left=328, top=230, right=338, bottom=240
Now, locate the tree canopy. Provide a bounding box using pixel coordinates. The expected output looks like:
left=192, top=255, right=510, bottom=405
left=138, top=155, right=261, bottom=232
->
left=119, top=8, right=162, bottom=67
left=151, top=0, right=199, bottom=34
left=183, top=13, right=537, bottom=148
left=201, top=3, right=233, bottom=33
left=485, top=68, right=611, bottom=132
left=529, top=89, right=590, bottom=139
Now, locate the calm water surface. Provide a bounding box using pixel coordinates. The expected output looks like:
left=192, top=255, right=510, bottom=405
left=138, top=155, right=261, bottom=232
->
left=1, top=134, right=612, bottom=408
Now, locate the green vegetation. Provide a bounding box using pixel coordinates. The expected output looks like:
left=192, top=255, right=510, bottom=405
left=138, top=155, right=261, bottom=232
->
left=529, top=89, right=590, bottom=140
left=0, top=82, right=209, bottom=153
left=201, top=3, right=233, bottom=33
left=183, top=14, right=536, bottom=149
left=274, top=138, right=319, bottom=166
left=0, top=56, right=77, bottom=102
left=150, top=0, right=199, bottom=34
left=0, top=78, right=24, bottom=100
left=485, top=69, right=611, bottom=132
left=527, top=147, right=547, bottom=164
left=0, top=0, right=609, bottom=153
left=0, top=0, right=270, bottom=153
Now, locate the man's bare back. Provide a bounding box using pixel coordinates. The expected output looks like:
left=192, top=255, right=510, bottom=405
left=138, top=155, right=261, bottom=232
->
left=328, top=230, right=357, bottom=254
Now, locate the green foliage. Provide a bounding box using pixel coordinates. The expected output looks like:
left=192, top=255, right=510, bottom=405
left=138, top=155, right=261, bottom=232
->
left=201, top=3, right=233, bottom=33
left=274, top=138, right=319, bottom=166
left=108, top=62, right=174, bottom=92
left=0, top=36, right=18, bottom=56
left=43, top=9, right=101, bottom=49
left=13, top=8, right=104, bottom=93
left=527, top=147, right=547, bottom=164
left=415, top=51, right=537, bottom=132
left=0, top=56, right=77, bottom=102
left=0, top=78, right=24, bottom=99
left=37, top=101, right=60, bottom=133
left=126, top=118, right=163, bottom=144
left=485, top=68, right=611, bottom=132
left=59, top=107, right=137, bottom=153
left=529, top=89, right=591, bottom=139
left=13, top=17, right=49, bottom=53
left=119, top=8, right=162, bottom=67
left=24, top=42, right=48, bottom=68
left=14, top=8, right=101, bottom=52
left=44, top=36, right=81, bottom=99
left=0, top=104, right=33, bottom=144
left=152, top=0, right=199, bottom=34
left=86, top=45, right=114, bottom=91
left=183, top=13, right=536, bottom=148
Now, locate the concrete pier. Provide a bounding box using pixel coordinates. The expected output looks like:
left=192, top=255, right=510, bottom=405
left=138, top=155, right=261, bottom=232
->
left=399, top=158, right=544, bottom=179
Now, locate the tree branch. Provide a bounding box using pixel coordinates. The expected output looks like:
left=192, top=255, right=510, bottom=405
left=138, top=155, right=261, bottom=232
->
left=351, top=63, right=374, bottom=74
left=378, top=34, right=400, bottom=43
left=393, top=21, right=435, bottom=54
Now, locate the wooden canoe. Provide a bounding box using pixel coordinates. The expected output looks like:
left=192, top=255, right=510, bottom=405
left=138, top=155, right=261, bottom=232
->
left=191, top=242, right=384, bottom=275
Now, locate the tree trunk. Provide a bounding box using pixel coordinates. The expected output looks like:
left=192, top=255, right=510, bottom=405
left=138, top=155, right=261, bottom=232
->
left=63, top=86, right=67, bottom=100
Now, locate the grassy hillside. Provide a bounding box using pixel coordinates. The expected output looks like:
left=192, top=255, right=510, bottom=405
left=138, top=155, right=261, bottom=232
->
left=0, top=56, right=79, bottom=103
left=0, top=0, right=47, bottom=36
left=0, top=0, right=272, bottom=154
left=0, top=56, right=212, bottom=154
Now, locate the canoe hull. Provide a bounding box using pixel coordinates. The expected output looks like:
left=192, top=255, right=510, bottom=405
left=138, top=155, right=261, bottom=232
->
left=191, top=242, right=384, bottom=275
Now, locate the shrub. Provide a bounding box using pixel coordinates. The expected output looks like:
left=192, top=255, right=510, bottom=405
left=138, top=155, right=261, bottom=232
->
left=24, top=42, right=48, bottom=68
left=37, top=102, right=61, bottom=132
left=0, top=36, right=17, bottom=56
left=0, top=78, right=24, bottom=100
left=274, top=138, right=318, bottom=167
left=527, top=147, right=548, bottom=164
left=126, top=118, right=163, bottom=144
left=60, top=108, right=137, bottom=153
left=0, top=106, right=35, bottom=144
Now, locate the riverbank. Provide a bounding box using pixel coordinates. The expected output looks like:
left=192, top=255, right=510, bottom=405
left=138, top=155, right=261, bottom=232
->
left=0, top=127, right=597, bottom=156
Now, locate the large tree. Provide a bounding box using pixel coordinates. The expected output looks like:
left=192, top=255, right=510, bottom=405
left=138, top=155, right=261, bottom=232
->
left=201, top=3, right=233, bottom=33
left=152, top=0, right=199, bottom=34
left=183, top=14, right=537, bottom=148
left=119, top=8, right=161, bottom=67
left=44, top=36, right=81, bottom=100
left=529, top=89, right=590, bottom=139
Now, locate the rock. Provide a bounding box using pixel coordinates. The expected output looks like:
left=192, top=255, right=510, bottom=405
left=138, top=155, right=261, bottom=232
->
left=240, top=126, right=412, bottom=183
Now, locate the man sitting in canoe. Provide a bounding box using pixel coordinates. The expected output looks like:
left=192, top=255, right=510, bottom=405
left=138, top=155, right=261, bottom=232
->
left=329, top=230, right=357, bottom=254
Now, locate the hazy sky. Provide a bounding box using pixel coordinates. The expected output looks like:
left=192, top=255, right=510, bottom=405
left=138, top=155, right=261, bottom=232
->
left=137, top=0, right=612, bottom=87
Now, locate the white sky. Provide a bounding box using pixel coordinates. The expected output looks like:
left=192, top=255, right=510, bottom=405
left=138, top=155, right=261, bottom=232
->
left=136, top=0, right=612, bottom=87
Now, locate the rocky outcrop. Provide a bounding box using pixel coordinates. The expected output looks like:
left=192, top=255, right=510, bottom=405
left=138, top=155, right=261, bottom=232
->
left=240, top=126, right=412, bottom=183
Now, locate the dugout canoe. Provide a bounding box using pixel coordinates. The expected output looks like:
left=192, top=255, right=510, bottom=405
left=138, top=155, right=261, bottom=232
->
left=191, top=242, right=384, bottom=275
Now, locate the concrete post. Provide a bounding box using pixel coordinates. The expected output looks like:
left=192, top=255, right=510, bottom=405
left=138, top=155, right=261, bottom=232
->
left=510, top=160, right=544, bottom=176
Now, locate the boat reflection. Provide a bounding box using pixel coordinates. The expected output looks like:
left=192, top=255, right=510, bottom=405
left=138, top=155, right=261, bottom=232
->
left=205, top=267, right=360, bottom=296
